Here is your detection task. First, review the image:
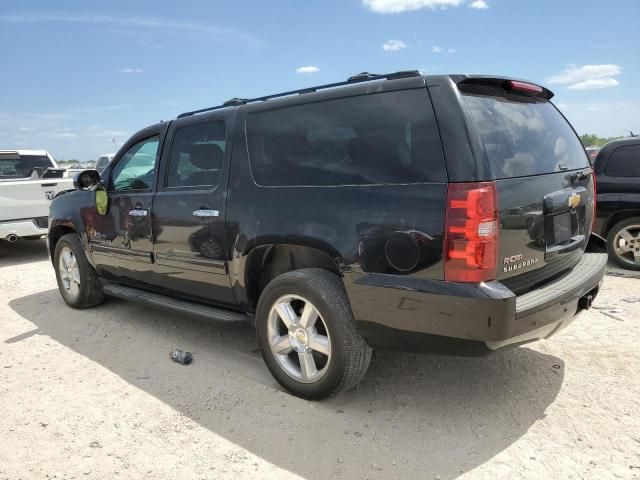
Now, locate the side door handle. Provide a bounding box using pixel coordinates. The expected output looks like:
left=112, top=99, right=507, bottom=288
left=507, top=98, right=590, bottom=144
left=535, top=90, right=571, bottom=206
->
left=129, top=208, right=148, bottom=217
left=193, top=209, right=220, bottom=217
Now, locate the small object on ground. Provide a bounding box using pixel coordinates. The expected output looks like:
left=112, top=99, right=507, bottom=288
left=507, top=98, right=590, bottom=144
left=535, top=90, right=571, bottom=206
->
left=170, top=349, right=193, bottom=365
left=623, top=297, right=640, bottom=303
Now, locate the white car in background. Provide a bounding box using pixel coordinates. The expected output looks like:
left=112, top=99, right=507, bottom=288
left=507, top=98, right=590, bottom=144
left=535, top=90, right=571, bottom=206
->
left=0, top=149, right=74, bottom=242
left=96, top=153, right=115, bottom=174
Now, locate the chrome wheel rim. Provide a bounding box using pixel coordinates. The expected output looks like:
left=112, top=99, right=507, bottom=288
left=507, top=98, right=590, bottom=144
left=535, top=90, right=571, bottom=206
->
left=613, top=225, right=640, bottom=267
left=267, top=294, right=331, bottom=384
left=59, top=247, right=81, bottom=299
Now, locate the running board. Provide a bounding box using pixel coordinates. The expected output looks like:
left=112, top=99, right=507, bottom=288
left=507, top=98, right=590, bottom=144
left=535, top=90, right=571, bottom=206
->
left=103, top=284, right=248, bottom=323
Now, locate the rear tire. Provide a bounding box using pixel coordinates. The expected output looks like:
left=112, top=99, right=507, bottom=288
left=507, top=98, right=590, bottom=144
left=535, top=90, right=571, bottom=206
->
left=606, top=217, right=640, bottom=271
left=54, top=233, right=106, bottom=308
left=256, top=268, right=372, bottom=400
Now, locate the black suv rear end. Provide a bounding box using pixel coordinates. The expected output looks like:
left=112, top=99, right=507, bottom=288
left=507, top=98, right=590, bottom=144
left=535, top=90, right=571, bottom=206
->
left=49, top=71, right=607, bottom=399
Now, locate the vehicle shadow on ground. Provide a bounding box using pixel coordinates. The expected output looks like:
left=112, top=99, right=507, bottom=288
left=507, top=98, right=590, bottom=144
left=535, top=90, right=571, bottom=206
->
left=0, top=239, right=49, bottom=267
left=9, top=290, right=565, bottom=480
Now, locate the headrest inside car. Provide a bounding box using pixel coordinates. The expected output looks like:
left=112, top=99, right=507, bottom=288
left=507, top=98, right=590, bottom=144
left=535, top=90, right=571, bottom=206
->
left=189, top=143, right=223, bottom=169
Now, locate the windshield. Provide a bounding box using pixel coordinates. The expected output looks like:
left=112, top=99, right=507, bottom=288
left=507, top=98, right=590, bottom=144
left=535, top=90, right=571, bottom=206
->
left=463, top=93, right=590, bottom=178
left=0, top=155, right=54, bottom=179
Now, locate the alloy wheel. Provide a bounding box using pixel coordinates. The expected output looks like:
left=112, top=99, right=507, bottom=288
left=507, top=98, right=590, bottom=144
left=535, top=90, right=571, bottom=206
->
left=59, top=247, right=81, bottom=299
left=613, top=224, right=640, bottom=267
left=267, top=294, right=332, bottom=383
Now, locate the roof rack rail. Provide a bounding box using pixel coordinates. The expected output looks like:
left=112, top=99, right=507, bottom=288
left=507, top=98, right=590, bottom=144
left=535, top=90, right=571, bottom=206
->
left=223, top=97, right=249, bottom=106
left=176, top=70, right=423, bottom=119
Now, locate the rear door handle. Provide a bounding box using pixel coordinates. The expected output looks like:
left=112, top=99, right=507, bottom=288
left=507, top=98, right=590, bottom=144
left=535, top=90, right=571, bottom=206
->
left=128, top=209, right=148, bottom=217
left=193, top=209, right=220, bottom=217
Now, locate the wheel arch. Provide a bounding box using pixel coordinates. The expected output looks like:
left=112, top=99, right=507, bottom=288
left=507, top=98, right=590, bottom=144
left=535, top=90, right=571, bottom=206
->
left=48, top=224, right=79, bottom=264
left=243, top=243, right=343, bottom=312
left=603, top=210, right=640, bottom=236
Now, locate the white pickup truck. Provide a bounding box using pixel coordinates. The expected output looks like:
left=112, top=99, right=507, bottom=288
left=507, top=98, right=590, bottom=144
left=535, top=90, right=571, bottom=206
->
left=0, top=150, right=74, bottom=242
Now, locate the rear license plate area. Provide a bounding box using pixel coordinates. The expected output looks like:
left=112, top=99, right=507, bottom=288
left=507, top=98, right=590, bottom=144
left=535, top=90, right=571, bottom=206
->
left=545, top=210, right=584, bottom=257
left=552, top=212, right=574, bottom=245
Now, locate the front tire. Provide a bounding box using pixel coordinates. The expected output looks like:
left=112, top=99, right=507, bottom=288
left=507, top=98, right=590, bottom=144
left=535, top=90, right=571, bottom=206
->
left=54, top=233, right=106, bottom=308
left=606, top=217, right=640, bottom=270
left=256, top=268, right=372, bottom=400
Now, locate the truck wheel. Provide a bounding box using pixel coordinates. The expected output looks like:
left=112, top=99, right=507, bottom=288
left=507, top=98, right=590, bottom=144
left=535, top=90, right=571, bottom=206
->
left=256, top=268, right=372, bottom=400
left=607, top=217, right=640, bottom=270
left=54, top=233, right=106, bottom=308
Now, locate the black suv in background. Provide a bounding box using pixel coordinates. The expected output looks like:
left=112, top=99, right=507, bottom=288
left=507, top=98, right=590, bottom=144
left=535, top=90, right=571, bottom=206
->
left=593, top=137, right=640, bottom=270
left=48, top=72, right=607, bottom=399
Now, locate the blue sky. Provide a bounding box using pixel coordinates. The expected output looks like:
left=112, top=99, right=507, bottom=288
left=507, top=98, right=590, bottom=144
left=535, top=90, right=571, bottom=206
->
left=0, top=0, right=638, bottom=160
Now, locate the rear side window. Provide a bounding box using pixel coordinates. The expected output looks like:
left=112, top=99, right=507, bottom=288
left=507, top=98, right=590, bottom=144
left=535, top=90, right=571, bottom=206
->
left=605, top=145, right=640, bottom=177
left=462, top=93, right=589, bottom=178
left=0, top=155, right=52, bottom=179
left=166, top=120, right=226, bottom=188
left=246, top=89, right=445, bottom=186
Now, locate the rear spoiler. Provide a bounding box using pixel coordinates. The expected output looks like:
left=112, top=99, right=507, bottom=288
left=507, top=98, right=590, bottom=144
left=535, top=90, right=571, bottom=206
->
left=454, top=75, right=554, bottom=100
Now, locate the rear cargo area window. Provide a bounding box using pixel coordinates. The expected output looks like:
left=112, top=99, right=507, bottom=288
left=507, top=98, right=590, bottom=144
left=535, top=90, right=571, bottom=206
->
left=246, top=89, right=445, bottom=186
left=462, top=93, right=589, bottom=178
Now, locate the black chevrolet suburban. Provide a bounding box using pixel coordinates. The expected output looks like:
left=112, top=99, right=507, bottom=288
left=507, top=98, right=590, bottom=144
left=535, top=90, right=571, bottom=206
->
left=48, top=71, right=607, bottom=399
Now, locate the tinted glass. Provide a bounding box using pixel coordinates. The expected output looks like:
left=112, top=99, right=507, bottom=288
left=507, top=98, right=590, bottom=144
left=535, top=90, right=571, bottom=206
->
left=605, top=145, right=640, bottom=177
left=110, top=136, right=159, bottom=192
left=0, top=155, right=53, bottom=179
left=166, top=120, right=226, bottom=188
left=463, top=93, right=589, bottom=178
left=246, top=89, right=445, bottom=186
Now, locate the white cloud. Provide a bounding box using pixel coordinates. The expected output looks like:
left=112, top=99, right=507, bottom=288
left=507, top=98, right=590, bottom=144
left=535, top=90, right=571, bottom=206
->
left=0, top=111, right=131, bottom=160
left=555, top=100, right=640, bottom=137
left=120, top=68, right=144, bottom=74
left=85, top=127, right=129, bottom=138
left=0, top=13, right=265, bottom=49
left=67, top=104, right=131, bottom=114
left=432, top=46, right=456, bottom=54
left=52, top=131, right=78, bottom=138
left=363, top=0, right=464, bottom=14
left=568, top=78, right=619, bottom=90
left=296, top=66, right=320, bottom=74
left=138, top=40, right=162, bottom=49
left=383, top=40, right=407, bottom=52
left=469, top=0, right=489, bottom=9
left=546, top=64, right=622, bottom=90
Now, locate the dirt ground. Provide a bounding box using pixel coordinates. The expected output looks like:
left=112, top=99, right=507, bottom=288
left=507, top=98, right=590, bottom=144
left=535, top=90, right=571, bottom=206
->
left=1, top=240, right=639, bottom=480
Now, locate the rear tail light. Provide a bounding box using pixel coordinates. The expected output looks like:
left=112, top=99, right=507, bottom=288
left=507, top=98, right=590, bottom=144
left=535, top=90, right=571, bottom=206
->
left=591, top=168, right=597, bottom=232
left=444, top=182, right=499, bottom=282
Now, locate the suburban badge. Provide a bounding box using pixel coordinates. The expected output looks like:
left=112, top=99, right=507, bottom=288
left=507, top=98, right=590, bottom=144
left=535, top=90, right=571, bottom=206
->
left=503, top=254, right=539, bottom=272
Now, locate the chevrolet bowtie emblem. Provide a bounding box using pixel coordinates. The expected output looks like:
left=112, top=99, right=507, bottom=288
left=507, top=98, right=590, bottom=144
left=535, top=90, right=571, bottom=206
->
left=568, top=192, right=581, bottom=209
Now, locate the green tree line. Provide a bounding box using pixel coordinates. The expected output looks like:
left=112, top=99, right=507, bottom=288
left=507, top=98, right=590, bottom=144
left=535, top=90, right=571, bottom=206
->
left=579, top=134, right=626, bottom=147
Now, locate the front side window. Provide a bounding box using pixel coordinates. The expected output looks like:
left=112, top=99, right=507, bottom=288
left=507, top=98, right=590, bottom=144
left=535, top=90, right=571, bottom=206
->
left=605, top=145, right=640, bottom=177
left=166, top=120, right=226, bottom=188
left=110, top=137, right=159, bottom=192
left=246, top=89, right=445, bottom=186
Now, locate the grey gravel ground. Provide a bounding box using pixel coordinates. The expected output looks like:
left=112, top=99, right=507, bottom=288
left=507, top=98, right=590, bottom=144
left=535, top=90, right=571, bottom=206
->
left=1, top=239, right=639, bottom=479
